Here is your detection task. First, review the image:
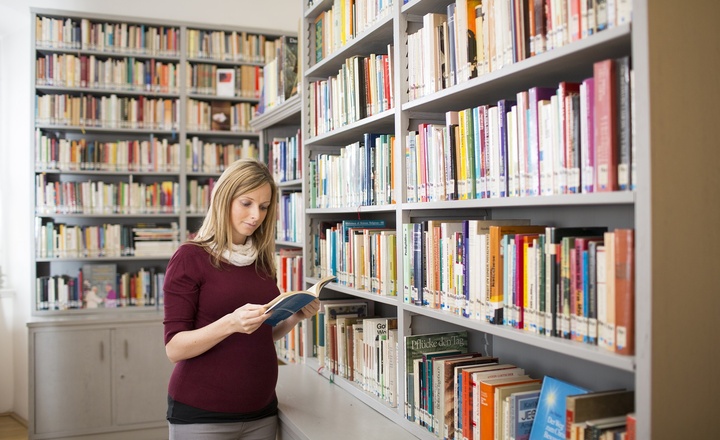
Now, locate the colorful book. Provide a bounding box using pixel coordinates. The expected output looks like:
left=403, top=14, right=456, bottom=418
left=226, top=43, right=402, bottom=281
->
left=566, top=389, right=634, bottom=439
left=404, top=331, right=469, bottom=422
left=528, top=376, right=589, bottom=440
left=81, top=263, right=117, bottom=308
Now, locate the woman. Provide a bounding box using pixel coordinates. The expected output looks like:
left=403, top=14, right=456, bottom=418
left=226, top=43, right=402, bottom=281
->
left=163, top=159, right=318, bottom=439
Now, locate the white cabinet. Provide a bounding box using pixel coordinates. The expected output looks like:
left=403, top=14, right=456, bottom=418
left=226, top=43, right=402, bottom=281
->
left=29, top=317, right=173, bottom=440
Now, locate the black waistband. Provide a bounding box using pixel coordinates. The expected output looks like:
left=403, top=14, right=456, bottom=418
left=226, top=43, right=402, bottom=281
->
left=167, top=395, right=278, bottom=424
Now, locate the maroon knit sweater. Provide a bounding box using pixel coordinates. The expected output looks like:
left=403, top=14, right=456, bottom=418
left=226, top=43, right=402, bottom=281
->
left=163, top=243, right=280, bottom=413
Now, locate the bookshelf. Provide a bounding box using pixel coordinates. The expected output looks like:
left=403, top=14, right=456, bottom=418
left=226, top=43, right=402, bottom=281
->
left=250, top=94, right=305, bottom=363
left=28, top=8, right=295, bottom=440
left=30, top=9, right=293, bottom=316
left=293, top=0, right=720, bottom=439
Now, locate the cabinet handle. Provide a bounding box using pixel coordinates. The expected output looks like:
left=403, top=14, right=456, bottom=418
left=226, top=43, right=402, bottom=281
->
left=124, top=340, right=129, bottom=359
left=100, top=341, right=104, bottom=361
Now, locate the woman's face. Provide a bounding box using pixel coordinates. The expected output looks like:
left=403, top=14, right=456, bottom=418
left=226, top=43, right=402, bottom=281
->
left=229, top=183, right=272, bottom=245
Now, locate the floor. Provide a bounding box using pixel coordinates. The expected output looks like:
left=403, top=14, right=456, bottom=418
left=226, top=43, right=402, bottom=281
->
left=0, top=415, right=27, bottom=440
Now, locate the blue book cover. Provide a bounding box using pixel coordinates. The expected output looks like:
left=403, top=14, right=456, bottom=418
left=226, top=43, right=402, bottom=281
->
left=510, top=389, right=541, bottom=440
left=528, top=376, right=589, bottom=440
left=263, top=275, right=336, bottom=327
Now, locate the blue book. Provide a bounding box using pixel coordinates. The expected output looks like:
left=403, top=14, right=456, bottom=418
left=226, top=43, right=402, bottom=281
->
left=509, top=389, right=541, bottom=440
left=263, top=275, right=336, bottom=327
left=529, top=376, right=589, bottom=440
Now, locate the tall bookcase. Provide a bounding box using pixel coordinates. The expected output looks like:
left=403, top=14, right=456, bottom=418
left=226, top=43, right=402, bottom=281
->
left=292, top=1, right=720, bottom=439
left=27, top=8, right=294, bottom=440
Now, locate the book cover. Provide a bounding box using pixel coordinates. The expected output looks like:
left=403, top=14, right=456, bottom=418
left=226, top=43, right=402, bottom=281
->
left=211, top=100, right=232, bottom=131
left=82, top=263, right=117, bottom=308
left=281, top=35, right=299, bottom=100
left=479, top=376, right=540, bottom=440
left=494, top=381, right=543, bottom=440
left=566, top=389, right=634, bottom=439
left=614, top=228, right=634, bottom=355
left=263, top=275, right=336, bottom=327
left=528, top=376, right=589, bottom=440
left=404, top=331, right=469, bottom=422
left=593, top=58, right=618, bottom=191
left=434, top=353, right=496, bottom=439
left=216, top=68, right=235, bottom=97
left=509, top=389, right=541, bottom=440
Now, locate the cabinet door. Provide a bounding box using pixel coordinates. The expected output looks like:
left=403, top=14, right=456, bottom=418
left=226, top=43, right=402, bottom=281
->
left=113, top=324, right=174, bottom=426
left=33, top=328, right=113, bottom=435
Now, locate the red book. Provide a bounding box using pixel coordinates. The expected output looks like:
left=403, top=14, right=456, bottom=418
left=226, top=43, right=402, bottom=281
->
left=614, top=228, right=635, bottom=355
left=594, top=58, right=618, bottom=191
left=626, top=413, right=637, bottom=440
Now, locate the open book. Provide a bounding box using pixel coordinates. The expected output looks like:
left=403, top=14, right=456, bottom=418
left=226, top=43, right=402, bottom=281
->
left=263, top=275, right=336, bottom=327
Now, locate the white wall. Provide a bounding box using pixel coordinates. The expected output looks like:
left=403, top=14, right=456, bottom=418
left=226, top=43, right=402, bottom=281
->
left=0, top=0, right=301, bottom=421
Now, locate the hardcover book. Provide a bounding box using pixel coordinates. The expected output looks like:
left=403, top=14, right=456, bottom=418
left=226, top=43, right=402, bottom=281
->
left=404, top=331, right=469, bottom=422
left=82, top=263, right=117, bottom=308
left=528, top=376, right=589, bottom=440
left=263, top=275, right=336, bottom=327
left=216, top=68, right=235, bottom=97
left=211, top=100, right=232, bottom=131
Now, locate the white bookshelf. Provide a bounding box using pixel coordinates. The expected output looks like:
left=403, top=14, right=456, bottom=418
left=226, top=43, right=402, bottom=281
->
left=293, top=0, right=720, bottom=439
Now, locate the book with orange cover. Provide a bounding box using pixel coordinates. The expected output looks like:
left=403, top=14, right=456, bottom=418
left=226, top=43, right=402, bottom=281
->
left=614, top=228, right=634, bottom=355
left=479, top=377, right=541, bottom=440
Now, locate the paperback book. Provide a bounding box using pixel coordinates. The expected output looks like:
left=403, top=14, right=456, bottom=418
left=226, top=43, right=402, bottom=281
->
left=263, top=275, right=336, bottom=327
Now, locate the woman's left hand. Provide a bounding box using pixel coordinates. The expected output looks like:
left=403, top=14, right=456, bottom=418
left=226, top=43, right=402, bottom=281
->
left=294, top=298, right=320, bottom=320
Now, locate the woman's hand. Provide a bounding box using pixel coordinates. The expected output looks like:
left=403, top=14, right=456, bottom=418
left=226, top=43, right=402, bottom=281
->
left=228, top=303, right=271, bottom=334
left=294, top=298, right=320, bottom=321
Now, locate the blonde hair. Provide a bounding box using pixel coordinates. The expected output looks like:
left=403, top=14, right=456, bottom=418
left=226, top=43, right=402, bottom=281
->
left=191, top=159, right=278, bottom=277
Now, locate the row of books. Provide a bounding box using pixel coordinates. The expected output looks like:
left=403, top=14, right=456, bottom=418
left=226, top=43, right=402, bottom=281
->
left=312, top=0, right=394, bottom=63
left=35, top=130, right=181, bottom=172
left=35, top=54, right=179, bottom=93
left=186, top=137, right=259, bottom=173
left=35, top=175, right=180, bottom=215
left=407, top=56, right=633, bottom=203
left=186, top=178, right=215, bottom=214
left=35, top=264, right=165, bottom=311
left=269, top=131, right=302, bottom=183
left=35, top=221, right=180, bottom=259
left=312, top=219, right=398, bottom=296
left=36, top=136, right=258, bottom=175
left=185, top=99, right=255, bottom=132
left=308, top=133, right=396, bottom=208
left=187, top=63, right=262, bottom=98
left=276, top=192, right=303, bottom=243
left=275, top=249, right=303, bottom=294
left=186, top=28, right=277, bottom=63
left=308, top=50, right=395, bottom=137
left=403, top=220, right=634, bottom=355
left=312, top=321, right=636, bottom=440
left=35, top=94, right=179, bottom=130
left=259, top=35, right=298, bottom=112
left=410, top=0, right=632, bottom=98
left=35, top=16, right=180, bottom=55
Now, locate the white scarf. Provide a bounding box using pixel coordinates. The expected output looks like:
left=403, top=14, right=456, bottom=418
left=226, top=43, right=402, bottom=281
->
left=218, top=237, right=258, bottom=267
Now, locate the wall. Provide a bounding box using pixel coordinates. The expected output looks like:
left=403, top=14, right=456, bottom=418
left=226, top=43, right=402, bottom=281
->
left=0, top=0, right=301, bottom=421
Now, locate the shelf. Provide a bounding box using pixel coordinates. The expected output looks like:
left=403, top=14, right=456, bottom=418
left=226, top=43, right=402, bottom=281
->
left=35, top=124, right=177, bottom=134
left=35, top=46, right=180, bottom=61
left=405, top=304, right=635, bottom=372
left=276, top=240, right=303, bottom=248
left=35, top=85, right=179, bottom=98
left=185, top=130, right=259, bottom=137
left=304, top=0, right=334, bottom=20
left=304, top=109, right=395, bottom=147
left=250, top=94, right=302, bottom=130
left=277, top=178, right=302, bottom=189
left=35, top=212, right=180, bottom=218
left=306, top=203, right=397, bottom=215
left=401, top=0, right=455, bottom=17
left=35, top=256, right=173, bottom=262
left=35, top=169, right=180, bottom=176
left=401, top=191, right=635, bottom=211
left=186, top=56, right=264, bottom=67
left=305, top=14, right=394, bottom=79
left=403, top=24, right=632, bottom=114
left=187, top=93, right=260, bottom=103
left=306, top=276, right=401, bottom=307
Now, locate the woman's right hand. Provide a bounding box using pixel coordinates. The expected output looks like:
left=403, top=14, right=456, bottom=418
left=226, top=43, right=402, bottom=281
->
left=228, top=303, right=271, bottom=334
